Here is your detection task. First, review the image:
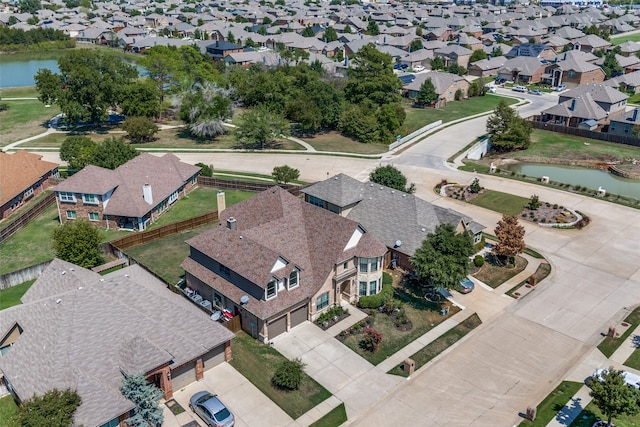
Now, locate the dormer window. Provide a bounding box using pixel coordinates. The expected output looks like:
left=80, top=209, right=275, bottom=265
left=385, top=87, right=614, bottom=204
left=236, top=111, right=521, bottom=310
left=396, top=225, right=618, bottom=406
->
left=266, top=280, right=277, bottom=300
left=289, top=269, right=299, bottom=289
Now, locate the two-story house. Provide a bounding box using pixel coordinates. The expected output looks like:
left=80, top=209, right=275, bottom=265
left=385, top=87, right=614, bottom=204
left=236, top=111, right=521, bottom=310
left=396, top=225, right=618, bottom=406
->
left=180, top=186, right=387, bottom=343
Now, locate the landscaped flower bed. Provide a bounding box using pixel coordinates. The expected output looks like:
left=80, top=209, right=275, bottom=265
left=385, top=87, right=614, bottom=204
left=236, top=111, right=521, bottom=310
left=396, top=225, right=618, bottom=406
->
left=314, top=304, right=349, bottom=330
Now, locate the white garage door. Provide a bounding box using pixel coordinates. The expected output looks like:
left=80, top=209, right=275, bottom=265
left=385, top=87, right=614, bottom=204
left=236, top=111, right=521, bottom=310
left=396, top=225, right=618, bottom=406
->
left=171, top=361, right=196, bottom=391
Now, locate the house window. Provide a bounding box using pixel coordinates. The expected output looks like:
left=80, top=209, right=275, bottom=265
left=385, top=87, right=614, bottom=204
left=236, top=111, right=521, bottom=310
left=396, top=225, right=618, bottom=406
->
left=611, top=122, right=616, bottom=130
left=191, top=175, right=197, bottom=185
left=568, top=71, right=576, bottom=77
left=371, top=257, right=378, bottom=272
left=378, top=277, right=382, bottom=293
left=369, top=280, right=377, bottom=295
left=24, top=188, right=33, bottom=198
left=359, top=281, right=367, bottom=296
left=266, top=280, right=277, bottom=300
left=213, top=291, right=223, bottom=307
left=316, top=292, right=329, bottom=310
left=82, top=194, right=98, bottom=204
left=359, top=257, right=368, bottom=272
left=219, top=264, right=230, bottom=275
left=59, top=192, right=76, bottom=203
left=88, top=212, right=99, bottom=221
left=308, top=195, right=324, bottom=208
left=66, top=210, right=77, bottom=219
left=289, top=269, right=298, bottom=289
left=168, top=191, right=179, bottom=204
left=625, top=124, right=631, bottom=134
left=343, top=262, right=348, bottom=269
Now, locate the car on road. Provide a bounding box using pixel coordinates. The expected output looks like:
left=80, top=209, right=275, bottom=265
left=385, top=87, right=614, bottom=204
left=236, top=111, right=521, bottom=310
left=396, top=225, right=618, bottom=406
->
left=528, top=89, right=542, bottom=95
left=495, top=77, right=506, bottom=85
left=413, top=65, right=426, bottom=72
left=512, top=85, right=527, bottom=92
left=458, top=277, right=475, bottom=293
left=591, top=368, right=640, bottom=389
left=190, top=391, right=235, bottom=427
left=487, top=86, right=497, bottom=93
left=554, top=84, right=567, bottom=92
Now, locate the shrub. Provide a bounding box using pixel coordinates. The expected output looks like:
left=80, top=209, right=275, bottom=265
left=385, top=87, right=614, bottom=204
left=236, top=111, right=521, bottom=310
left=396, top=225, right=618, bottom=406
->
left=382, top=272, right=392, bottom=285
left=473, top=255, right=484, bottom=268
left=271, top=358, right=306, bottom=390
left=0, top=103, right=9, bottom=111
left=359, top=326, right=383, bottom=352
left=553, top=204, right=558, bottom=209
left=358, top=283, right=393, bottom=309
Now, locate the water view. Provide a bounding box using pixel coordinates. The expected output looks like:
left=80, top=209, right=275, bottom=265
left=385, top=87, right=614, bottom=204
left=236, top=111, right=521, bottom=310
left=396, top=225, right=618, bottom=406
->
left=506, top=163, right=640, bottom=199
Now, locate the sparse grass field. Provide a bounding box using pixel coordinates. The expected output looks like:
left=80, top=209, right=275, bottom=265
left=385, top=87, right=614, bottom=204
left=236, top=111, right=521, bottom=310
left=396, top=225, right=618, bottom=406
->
left=301, top=131, right=388, bottom=154
left=0, top=99, right=60, bottom=146
left=467, top=190, right=530, bottom=215
left=0, top=279, right=35, bottom=310
left=570, top=402, right=640, bottom=427
left=599, top=306, right=640, bottom=358
left=472, top=255, right=528, bottom=288
left=388, top=313, right=482, bottom=377
left=0, top=395, right=18, bottom=427
left=517, top=381, right=583, bottom=427
left=309, top=403, right=347, bottom=427
left=229, top=331, right=331, bottom=419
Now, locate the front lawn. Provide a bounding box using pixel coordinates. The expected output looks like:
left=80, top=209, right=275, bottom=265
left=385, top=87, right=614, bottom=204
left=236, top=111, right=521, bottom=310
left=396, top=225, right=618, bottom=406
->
left=0, top=395, right=18, bottom=427
left=598, top=307, right=640, bottom=358
left=0, top=279, right=35, bottom=310
left=388, top=313, right=482, bottom=377
left=570, top=402, right=640, bottom=427
left=0, top=99, right=60, bottom=147
left=472, top=255, right=528, bottom=288
left=467, top=190, right=529, bottom=216
left=309, top=403, right=347, bottom=427
left=229, top=331, right=331, bottom=419
left=518, top=381, right=583, bottom=427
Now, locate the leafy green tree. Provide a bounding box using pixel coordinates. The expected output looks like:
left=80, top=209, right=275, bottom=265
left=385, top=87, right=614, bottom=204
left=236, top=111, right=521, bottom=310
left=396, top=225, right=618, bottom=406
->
left=492, top=214, right=525, bottom=264
left=344, top=43, right=402, bottom=106
left=60, top=136, right=99, bottom=171
left=121, top=116, right=159, bottom=143
left=235, top=105, right=290, bottom=149
left=121, top=80, right=161, bottom=118
left=301, top=26, right=315, bottom=37
left=18, top=0, right=41, bottom=13
left=324, top=26, right=338, bottom=42
left=272, top=165, right=300, bottom=184
left=140, top=46, right=180, bottom=106
left=272, top=359, right=306, bottom=390
left=410, top=223, right=475, bottom=291
left=121, top=374, right=164, bottom=427
left=344, top=24, right=353, bottom=34
left=338, top=104, right=379, bottom=143
left=527, top=194, right=540, bottom=210
left=53, top=220, right=104, bottom=268
left=602, top=50, right=622, bottom=78
left=195, top=162, right=213, bottom=177
left=14, top=389, right=81, bottom=427
left=376, top=102, right=406, bottom=142
left=35, top=50, right=138, bottom=125
left=588, top=368, right=640, bottom=427
left=491, top=46, right=503, bottom=56
left=286, top=95, right=322, bottom=135
left=369, top=165, right=415, bottom=194
left=410, top=39, right=423, bottom=51
left=91, top=137, right=139, bottom=169
left=469, top=49, right=487, bottom=63
left=486, top=100, right=532, bottom=152
left=367, top=19, right=380, bottom=36
left=447, top=63, right=467, bottom=76
left=416, top=78, right=437, bottom=107
left=468, top=178, right=481, bottom=194
left=8, top=15, right=18, bottom=25
left=415, top=26, right=423, bottom=37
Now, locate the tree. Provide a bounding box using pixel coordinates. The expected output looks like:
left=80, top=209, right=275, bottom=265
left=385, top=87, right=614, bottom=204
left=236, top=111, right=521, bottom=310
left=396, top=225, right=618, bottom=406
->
left=415, top=26, right=423, bottom=37
left=491, top=46, right=503, bottom=57
left=486, top=100, right=532, bottom=152
left=324, top=26, right=338, bottom=42
left=468, top=178, right=481, bottom=194
left=53, top=220, right=104, bottom=268
left=121, top=116, right=159, bottom=143
left=410, top=223, right=475, bottom=291
left=369, top=165, right=416, bottom=194
left=179, top=83, right=232, bottom=141
left=301, top=26, right=315, bottom=37
left=589, top=368, right=640, bottom=426
left=14, top=389, right=81, bottom=427
left=60, top=136, right=99, bottom=171
left=121, top=374, right=164, bottom=427
left=416, top=78, right=437, bottom=107
left=367, top=19, right=380, bottom=35
left=602, top=50, right=622, bottom=78
left=91, top=137, right=139, bottom=169
left=493, top=214, right=525, bottom=264
left=410, top=39, right=423, bottom=51
left=272, top=165, right=300, bottom=184
left=35, top=50, right=138, bottom=126
left=469, top=49, right=487, bottom=63
left=527, top=194, right=540, bottom=210
left=344, top=24, right=353, bottom=34
left=344, top=44, right=402, bottom=106
left=18, top=0, right=41, bottom=13
left=272, top=359, right=306, bottom=390
left=121, top=80, right=161, bottom=118
left=235, top=105, right=290, bottom=150
left=430, top=56, right=445, bottom=70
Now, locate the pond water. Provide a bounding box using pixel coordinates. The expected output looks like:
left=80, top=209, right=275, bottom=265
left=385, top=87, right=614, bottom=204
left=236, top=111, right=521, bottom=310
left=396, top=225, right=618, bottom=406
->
left=506, top=163, right=640, bottom=199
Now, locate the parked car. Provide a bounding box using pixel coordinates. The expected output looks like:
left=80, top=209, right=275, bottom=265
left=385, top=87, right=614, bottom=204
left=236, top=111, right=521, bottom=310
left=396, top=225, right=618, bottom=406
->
left=190, top=391, right=235, bottom=427
left=393, top=63, right=408, bottom=71
left=554, top=84, right=567, bottom=92
left=528, top=89, right=542, bottom=95
left=495, top=77, right=506, bottom=85
left=591, top=368, right=640, bottom=389
left=487, top=86, right=497, bottom=93
left=413, top=65, right=426, bottom=72
left=512, top=85, right=527, bottom=92
left=458, top=277, right=475, bottom=294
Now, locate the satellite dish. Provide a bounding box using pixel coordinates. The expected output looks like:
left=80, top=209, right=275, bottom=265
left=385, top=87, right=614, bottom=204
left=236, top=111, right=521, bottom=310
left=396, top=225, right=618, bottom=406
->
left=395, top=240, right=402, bottom=248
left=240, top=295, right=249, bottom=304
left=211, top=311, right=222, bottom=321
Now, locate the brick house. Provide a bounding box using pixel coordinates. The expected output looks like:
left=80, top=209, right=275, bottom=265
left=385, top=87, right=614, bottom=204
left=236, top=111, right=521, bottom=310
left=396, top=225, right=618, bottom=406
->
left=0, top=151, right=59, bottom=220
left=205, top=40, right=244, bottom=59
left=402, top=70, right=470, bottom=107
left=496, top=56, right=546, bottom=84
left=0, top=259, right=234, bottom=427
left=543, top=56, right=605, bottom=88
left=52, top=153, right=200, bottom=231
left=181, top=186, right=387, bottom=343
left=559, top=84, right=628, bottom=117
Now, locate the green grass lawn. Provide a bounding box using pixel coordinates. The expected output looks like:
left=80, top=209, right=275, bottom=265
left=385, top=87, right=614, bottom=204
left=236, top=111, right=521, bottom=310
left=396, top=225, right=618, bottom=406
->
left=598, top=307, right=640, bottom=358
left=301, top=131, right=388, bottom=154
left=612, top=33, right=640, bottom=45
left=0, top=279, right=35, bottom=310
left=628, top=92, right=640, bottom=104
left=472, top=255, right=528, bottom=288
left=229, top=331, right=331, bottom=419
left=309, top=403, right=347, bottom=427
left=388, top=313, right=482, bottom=377
left=0, top=395, right=18, bottom=427
left=0, top=86, right=39, bottom=98
left=518, top=381, right=583, bottom=427
left=467, top=190, right=529, bottom=215
left=340, top=285, right=459, bottom=365
left=0, top=100, right=60, bottom=146
left=570, top=402, right=640, bottom=427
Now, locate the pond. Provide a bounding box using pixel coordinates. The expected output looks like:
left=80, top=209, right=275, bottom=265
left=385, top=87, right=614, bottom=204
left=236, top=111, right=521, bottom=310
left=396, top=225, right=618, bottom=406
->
left=506, top=163, right=640, bottom=199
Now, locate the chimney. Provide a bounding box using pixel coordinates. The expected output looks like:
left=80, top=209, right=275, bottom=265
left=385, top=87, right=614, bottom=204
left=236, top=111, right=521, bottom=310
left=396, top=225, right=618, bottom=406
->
left=217, top=190, right=226, bottom=213
left=634, top=108, right=639, bottom=122
left=143, top=184, right=153, bottom=205
left=570, top=98, right=576, bottom=111
left=227, top=217, right=237, bottom=230
left=563, top=52, right=567, bottom=60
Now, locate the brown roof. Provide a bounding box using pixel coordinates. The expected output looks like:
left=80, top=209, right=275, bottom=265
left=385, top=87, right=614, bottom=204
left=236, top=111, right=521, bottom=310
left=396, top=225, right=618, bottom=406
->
left=0, top=151, right=58, bottom=206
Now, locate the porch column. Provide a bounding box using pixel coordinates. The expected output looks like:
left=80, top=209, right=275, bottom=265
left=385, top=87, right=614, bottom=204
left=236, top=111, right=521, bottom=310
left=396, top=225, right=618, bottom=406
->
left=224, top=341, right=232, bottom=361
left=195, top=358, right=204, bottom=381
left=162, top=367, right=173, bottom=399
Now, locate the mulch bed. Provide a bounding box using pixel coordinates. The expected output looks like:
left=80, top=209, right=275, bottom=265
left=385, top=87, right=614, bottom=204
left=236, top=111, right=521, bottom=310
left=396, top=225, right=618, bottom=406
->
left=315, top=312, right=350, bottom=330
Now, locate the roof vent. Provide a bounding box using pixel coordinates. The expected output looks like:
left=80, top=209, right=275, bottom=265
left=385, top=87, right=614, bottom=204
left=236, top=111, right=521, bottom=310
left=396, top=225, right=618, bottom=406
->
left=61, top=271, right=66, bottom=275
left=56, top=299, right=62, bottom=304
left=380, top=186, right=383, bottom=190
left=421, top=228, right=426, bottom=232
left=391, top=190, right=395, bottom=194
left=227, top=217, right=237, bottom=230
left=370, top=183, right=374, bottom=187
left=334, top=176, right=338, bottom=180
left=395, top=240, right=402, bottom=248
left=240, top=295, right=249, bottom=304
left=70, top=268, right=74, bottom=271
left=402, top=194, right=407, bottom=197
left=125, top=274, right=130, bottom=278
left=78, top=286, right=83, bottom=290
left=100, top=279, right=104, bottom=282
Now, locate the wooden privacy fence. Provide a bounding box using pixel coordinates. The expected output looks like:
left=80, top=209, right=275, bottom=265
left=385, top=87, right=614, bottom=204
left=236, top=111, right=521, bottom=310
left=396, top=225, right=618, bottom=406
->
left=197, top=176, right=301, bottom=196
left=529, top=119, right=640, bottom=147
left=110, top=211, right=219, bottom=250
left=0, top=192, right=56, bottom=244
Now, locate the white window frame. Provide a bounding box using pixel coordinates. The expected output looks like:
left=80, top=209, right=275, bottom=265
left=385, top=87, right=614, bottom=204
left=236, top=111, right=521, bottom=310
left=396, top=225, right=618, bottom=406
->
left=168, top=191, right=179, bottom=204
left=266, top=280, right=277, bottom=300
left=66, top=210, right=77, bottom=219
left=82, top=194, right=99, bottom=204
left=288, top=269, right=299, bottom=289
left=24, top=188, right=34, bottom=198
left=59, top=192, right=76, bottom=203
left=316, top=292, right=329, bottom=310
left=88, top=212, right=99, bottom=221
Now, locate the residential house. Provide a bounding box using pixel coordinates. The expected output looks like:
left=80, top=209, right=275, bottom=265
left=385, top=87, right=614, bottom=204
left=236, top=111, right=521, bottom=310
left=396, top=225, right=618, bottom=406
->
left=553, top=26, right=585, bottom=42
left=559, top=84, right=628, bottom=117
left=595, top=53, right=640, bottom=75
left=543, top=35, right=571, bottom=53
left=402, top=70, right=470, bottom=106
left=52, top=153, right=200, bottom=231
left=181, top=186, right=388, bottom=343
left=540, top=93, right=607, bottom=128
left=468, top=55, right=507, bottom=77
left=603, top=71, right=640, bottom=94
left=424, top=27, right=452, bottom=42
left=433, top=45, right=473, bottom=68
left=301, top=174, right=485, bottom=271
left=206, top=40, right=243, bottom=59
left=608, top=107, right=640, bottom=137
left=614, top=40, right=640, bottom=57
left=0, top=259, right=234, bottom=427
left=504, top=43, right=556, bottom=60
left=497, top=56, right=546, bottom=84
left=571, top=34, right=611, bottom=53
left=544, top=52, right=605, bottom=88
left=0, top=151, right=58, bottom=220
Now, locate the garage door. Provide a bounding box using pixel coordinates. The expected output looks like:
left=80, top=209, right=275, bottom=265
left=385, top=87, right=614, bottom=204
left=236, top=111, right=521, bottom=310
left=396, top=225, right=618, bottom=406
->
left=171, top=361, right=196, bottom=391
left=202, top=345, right=225, bottom=372
left=268, top=315, right=287, bottom=339
left=290, top=305, right=308, bottom=329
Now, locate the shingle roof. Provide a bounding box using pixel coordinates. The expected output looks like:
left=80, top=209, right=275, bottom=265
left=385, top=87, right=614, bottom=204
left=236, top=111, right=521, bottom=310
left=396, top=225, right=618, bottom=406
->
left=561, top=83, right=628, bottom=104
left=0, top=259, right=233, bottom=427
left=542, top=92, right=608, bottom=120
left=0, top=151, right=58, bottom=206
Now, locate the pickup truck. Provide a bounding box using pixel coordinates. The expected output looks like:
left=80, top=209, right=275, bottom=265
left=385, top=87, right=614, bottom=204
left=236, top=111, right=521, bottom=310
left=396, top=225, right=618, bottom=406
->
left=592, top=368, right=640, bottom=389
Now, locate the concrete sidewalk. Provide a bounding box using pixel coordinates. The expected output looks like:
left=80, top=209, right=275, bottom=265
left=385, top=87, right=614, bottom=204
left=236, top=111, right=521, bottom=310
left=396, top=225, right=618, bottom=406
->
left=609, top=323, right=640, bottom=365
left=545, top=385, right=592, bottom=427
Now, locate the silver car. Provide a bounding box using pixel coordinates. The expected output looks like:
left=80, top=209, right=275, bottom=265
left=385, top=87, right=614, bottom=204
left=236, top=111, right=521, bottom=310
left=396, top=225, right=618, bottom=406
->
left=190, top=391, right=235, bottom=427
